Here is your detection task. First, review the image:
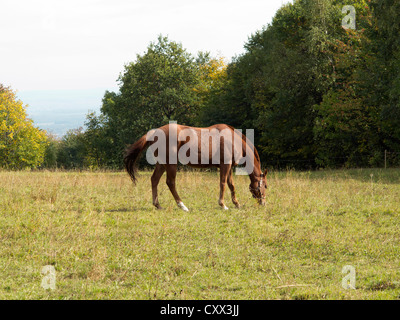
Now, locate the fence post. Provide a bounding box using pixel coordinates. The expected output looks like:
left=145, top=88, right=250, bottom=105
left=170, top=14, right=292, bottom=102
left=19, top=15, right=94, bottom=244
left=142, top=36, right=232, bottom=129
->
left=384, top=150, right=387, bottom=169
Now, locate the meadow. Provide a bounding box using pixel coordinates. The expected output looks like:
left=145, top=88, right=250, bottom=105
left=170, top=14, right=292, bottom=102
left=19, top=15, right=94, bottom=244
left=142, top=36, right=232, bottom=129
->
left=0, top=168, right=399, bottom=300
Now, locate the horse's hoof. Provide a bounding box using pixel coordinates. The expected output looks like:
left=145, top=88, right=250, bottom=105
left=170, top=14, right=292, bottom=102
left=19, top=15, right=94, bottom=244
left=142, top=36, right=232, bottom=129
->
left=177, top=202, right=189, bottom=212
left=222, top=205, right=229, bottom=210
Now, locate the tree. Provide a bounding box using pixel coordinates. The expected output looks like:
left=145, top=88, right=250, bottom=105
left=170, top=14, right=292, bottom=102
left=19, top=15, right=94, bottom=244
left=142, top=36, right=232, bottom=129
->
left=206, top=0, right=336, bottom=167
left=117, top=35, right=200, bottom=128
left=369, top=0, right=400, bottom=162
left=311, top=0, right=400, bottom=167
left=56, top=128, right=86, bottom=169
left=0, top=85, right=48, bottom=169
left=81, top=112, right=111, bottom=168
left=96, top=35, right=202, bottom=167
left=42, top=133, right=60, bottom=168
left=202, top=0, right=383, bottom=168
left=195, top=52, right=228, bottom=126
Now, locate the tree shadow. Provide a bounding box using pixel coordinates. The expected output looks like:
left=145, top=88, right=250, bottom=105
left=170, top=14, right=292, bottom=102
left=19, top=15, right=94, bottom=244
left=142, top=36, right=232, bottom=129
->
left=106, top=207, right=150, bottom=212
left=270, top=168, right=400, bottom=185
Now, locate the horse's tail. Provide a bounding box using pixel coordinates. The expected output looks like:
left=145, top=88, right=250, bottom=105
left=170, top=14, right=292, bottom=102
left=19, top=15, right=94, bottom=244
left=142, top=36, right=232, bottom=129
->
left=124, top=135, right=149, bottom=184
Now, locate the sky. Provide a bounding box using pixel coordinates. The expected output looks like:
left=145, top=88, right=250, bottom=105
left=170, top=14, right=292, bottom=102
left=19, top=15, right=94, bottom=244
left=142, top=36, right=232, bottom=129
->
left=1, top=0, right=290, bottom=136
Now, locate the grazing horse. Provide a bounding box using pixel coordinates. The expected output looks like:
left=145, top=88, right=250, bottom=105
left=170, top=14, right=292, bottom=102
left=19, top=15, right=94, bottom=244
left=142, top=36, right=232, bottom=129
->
left=124, top=123, right=267, bottom=211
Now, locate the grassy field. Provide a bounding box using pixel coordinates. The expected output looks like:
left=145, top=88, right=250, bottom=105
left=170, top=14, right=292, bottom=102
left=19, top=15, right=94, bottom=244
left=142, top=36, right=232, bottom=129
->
left=0, top=168, right=400, bottom=300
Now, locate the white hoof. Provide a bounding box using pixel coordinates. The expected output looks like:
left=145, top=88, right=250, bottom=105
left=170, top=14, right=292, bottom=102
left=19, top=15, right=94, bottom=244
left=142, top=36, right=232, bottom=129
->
left=222, top=205, right=229, bottom=210
left=177, top=201, right=189, bottom=212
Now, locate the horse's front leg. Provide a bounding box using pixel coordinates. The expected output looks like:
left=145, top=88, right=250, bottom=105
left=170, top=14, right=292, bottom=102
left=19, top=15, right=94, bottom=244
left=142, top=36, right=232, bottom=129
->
left=219, top=164, right=230, bottom=210
left=227, top=168, right=240, bottom=208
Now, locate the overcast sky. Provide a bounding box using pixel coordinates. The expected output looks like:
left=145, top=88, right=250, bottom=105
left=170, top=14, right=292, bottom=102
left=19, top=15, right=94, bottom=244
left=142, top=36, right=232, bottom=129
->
left=1, top=0, right=292, bottom=91
left=1, top=0, right=290, bottom=135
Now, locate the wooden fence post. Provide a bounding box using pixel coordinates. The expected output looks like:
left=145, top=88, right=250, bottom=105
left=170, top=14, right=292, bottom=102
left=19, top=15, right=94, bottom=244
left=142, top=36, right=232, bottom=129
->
left=384, top=150, right=387, bottom=169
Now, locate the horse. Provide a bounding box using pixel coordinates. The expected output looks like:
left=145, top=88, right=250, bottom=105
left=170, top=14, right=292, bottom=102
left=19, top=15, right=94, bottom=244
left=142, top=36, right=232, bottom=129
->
left=124, top=123, right=267, bottom=211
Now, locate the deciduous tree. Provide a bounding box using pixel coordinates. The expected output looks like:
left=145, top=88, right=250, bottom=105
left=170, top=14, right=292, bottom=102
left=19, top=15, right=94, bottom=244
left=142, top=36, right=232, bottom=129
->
left=0, top=85, right=48, bottom=169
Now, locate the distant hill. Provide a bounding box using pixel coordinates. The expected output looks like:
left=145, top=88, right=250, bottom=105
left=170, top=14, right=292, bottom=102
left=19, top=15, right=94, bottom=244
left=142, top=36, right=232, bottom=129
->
left=17, top=88, right=117, bottom=137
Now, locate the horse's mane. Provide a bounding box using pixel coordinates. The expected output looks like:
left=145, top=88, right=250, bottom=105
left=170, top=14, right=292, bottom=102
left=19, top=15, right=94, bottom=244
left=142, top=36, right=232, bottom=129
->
left=226, top=125, right=260, bottom=163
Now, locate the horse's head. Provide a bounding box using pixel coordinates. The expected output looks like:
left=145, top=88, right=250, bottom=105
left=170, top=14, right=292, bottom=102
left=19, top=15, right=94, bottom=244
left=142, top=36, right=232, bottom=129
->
left=249, top=169, right=268, bottom=205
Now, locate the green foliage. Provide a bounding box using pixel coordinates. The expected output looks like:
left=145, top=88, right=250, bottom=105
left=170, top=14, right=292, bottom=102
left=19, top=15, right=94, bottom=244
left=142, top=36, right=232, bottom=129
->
left=42, top=133, right=60, bottom=168
left=314, top=89, right=380, bottom=167
left=0, top=85, right=48, bottom=169
left=196, top=0, right=399, bottom=168
left=194, top=52, right=228, bottom=126
left=56, top=128, right=86, bottom=169
left=369, top=0, right=400, bottom=158
left=116, top=35, right=200, bottom=127
left=81, top=112, right=112, bottom=168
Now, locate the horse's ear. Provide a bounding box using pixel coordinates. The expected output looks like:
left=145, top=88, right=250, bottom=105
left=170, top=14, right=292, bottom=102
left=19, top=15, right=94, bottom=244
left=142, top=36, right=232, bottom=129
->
left=263, top=169, right=268, bottom=177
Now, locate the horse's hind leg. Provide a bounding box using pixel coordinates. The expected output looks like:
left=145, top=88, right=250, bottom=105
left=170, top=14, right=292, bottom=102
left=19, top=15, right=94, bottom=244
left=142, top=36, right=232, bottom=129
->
left=151, top=164, right=166, bottom=209
left=227, top=168, right=240, bottom=208
left=165, top=164, right=189, bottom=212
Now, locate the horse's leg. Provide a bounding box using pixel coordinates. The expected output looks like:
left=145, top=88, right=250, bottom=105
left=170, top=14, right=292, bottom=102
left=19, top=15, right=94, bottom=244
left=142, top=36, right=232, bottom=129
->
left=227, top=168, right=240, bottom=208
left=219, top=164, right=230, bottom=210
left=165, top=164, right=189, bottom=212
left=151, top=164, right=166, bottom=209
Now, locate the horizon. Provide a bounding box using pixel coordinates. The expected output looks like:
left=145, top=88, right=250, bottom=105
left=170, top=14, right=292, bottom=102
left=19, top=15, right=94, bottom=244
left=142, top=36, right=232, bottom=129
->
left=16, top=87, right=118, bottom=137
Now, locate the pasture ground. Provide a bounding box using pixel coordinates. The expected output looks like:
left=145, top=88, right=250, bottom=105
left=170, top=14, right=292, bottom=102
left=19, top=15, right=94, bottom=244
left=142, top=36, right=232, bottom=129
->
left=0, top=168, right=399, bottom=299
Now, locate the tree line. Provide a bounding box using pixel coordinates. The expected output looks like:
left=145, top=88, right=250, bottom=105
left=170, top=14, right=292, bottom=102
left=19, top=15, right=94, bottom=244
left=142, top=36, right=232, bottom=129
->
left=1, top=0, right=399, bottom=170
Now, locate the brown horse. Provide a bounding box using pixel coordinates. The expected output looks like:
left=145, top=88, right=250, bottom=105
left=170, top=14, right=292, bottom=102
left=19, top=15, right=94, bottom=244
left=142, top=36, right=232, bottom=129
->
left=124, top=123, right=267, bottom=211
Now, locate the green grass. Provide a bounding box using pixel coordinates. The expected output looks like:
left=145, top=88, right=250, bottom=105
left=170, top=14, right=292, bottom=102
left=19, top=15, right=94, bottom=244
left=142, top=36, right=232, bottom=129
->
left=0, top=168, right=400, bottom=299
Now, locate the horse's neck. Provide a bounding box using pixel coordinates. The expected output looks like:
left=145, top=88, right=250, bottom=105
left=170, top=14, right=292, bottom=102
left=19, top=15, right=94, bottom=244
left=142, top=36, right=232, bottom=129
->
left=249, top=163, right=262, bottom=183
left=242, top=137, right=261, bottom=182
